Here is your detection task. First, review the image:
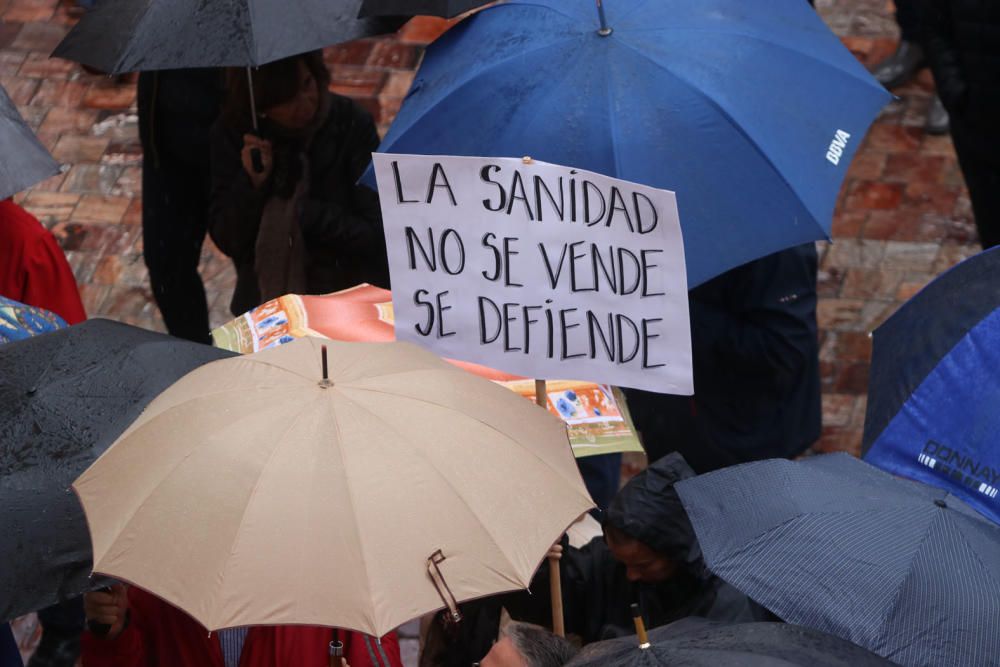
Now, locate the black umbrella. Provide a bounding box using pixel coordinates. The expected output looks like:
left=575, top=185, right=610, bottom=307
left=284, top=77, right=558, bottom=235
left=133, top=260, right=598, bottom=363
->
left=675, top=454, right=1000, bottom=667
left=566, top=617, right=897, bottom=667
left=358, top=0, right=490, bottom=19
left=51, top=0, right=404, bottom=74
left=0, top=319, right=234, bottom=622
left=0, top=83, right=59, bottom=200
left=51, top=0, right=404, bottom=171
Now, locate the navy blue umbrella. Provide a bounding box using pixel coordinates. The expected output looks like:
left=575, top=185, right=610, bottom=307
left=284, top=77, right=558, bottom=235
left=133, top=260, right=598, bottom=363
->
left=362, top=0, right=890, bottom=286
left=676, top=454, right=1000, bottom=667
left=863, top=247, right=1000, bottom=526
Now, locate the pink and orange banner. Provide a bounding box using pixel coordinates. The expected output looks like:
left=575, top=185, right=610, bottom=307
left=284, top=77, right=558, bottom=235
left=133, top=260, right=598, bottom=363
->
left=212, top=284, right=642, bottom=458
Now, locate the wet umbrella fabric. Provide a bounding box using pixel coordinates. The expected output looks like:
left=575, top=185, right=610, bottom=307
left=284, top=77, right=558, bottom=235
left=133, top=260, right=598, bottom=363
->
left=862, top=247, right=1000, bottom=526
left=675, top=453, right=1000, bottom=667
left=358, top=0, right=487, bottom=19
left=566, top=617, right=896, bottom=667
left=0, top=83, right=59, bottom=200
left=74, top=337, right=594, bottom=638
left=361, top=0, right=890, bottom=287
left=0, top=319, right=233, bottom=622
left=51, top=0, right=404, bottom=74
left=0, top=297, right=66, bottom=344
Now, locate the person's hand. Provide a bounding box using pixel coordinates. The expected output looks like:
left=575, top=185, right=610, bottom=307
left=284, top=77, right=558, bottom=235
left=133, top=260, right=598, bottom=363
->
left=240, top=134, right=273, bottom=189
left=83, top=583, right=129, bottom=640
left=547, top=543, right=563, bottom=561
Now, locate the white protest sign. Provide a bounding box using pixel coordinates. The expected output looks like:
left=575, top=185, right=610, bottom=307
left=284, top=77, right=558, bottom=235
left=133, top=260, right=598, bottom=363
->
left=372, top=154, right=692, bottom=395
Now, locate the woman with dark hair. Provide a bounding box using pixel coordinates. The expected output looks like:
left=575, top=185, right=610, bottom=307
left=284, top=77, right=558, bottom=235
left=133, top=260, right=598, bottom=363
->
left=210, top=51, right=389, bottom=316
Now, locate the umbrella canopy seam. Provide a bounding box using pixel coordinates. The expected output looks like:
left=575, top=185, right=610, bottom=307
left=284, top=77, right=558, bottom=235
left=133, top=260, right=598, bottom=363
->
left=341, top=382, right=588, bottom=497
left=332, top=389, right=530, bottom=588
left=244, top=0, right=259, bottom=65
left=209, top=393, right=350, bottom=628
left=321, top=390, right=380, bottom=630
left=623, top=26, right=885, bottom=91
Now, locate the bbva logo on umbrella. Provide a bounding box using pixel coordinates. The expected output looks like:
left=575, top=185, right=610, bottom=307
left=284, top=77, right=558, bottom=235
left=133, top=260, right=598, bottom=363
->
left=826, top=130, right=852, bottom=166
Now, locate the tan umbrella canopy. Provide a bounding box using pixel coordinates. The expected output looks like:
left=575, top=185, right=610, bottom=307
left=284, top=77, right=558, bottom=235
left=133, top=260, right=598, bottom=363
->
left=74, top=337, right=593, bottom=637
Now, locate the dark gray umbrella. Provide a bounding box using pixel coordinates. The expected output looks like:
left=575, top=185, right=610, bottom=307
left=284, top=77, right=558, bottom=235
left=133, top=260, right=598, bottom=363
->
left=51, top=0, right=405, bottom=74
left=675, top=454, right=1000, bottom=667
left=566, top=617, right=897, bottom=667
left=358, top=0, right=490, bottom=19
left=0, top=319, right=234, bottom=621
left=0, top=83, right=59, bottom=200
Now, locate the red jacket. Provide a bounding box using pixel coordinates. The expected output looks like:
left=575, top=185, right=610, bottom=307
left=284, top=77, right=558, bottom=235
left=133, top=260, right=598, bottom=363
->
left=0, top=198, right=86, bottom=324
left=81, top=588, right=403, bottom=667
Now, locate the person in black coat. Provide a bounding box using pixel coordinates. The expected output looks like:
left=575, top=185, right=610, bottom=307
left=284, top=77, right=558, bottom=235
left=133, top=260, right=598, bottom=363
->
left=507, top=453, right=767, bottom=644
left=625, top=244, right=821, bottom=473
left=139, top=69, right=222, bottom=344
left=920, top=0, right=1000, bottom=249
left=210, top=51, right=389, bottom=316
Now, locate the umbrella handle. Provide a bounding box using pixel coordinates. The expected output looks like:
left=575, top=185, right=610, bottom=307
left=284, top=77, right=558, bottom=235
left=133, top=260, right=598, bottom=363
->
left=427, top=550, right=462, bottom=624
left=86, top=586, right=114, bottom=636
left=251, top=148, right=264, bottom=174
left=87, top=620, right=112, bottom=637
left=246, top=67, right=265, bottom=174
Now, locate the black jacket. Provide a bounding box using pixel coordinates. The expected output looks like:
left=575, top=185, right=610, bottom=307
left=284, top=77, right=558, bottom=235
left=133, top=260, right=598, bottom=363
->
left=507, top=454, right=767, bottom=644
left=625, top=244, right=821, bottom=472
left=921, top=0, right=1000, bottom=130
left=209, top=93, right=389, bottom=315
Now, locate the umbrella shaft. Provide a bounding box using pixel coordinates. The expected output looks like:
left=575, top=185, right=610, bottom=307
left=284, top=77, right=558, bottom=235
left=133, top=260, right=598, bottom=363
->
left=246, top=67, right=259, bottom=132
left=596, top=0, right=611, bottom=35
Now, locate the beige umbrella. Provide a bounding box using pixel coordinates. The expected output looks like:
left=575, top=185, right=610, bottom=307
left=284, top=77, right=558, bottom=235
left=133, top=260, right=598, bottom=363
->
left=74, top=337, right=593, bottom=637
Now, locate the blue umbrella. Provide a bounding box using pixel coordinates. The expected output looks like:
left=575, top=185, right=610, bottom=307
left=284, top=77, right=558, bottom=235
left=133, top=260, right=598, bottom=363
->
left=363, top=0, right=890, bottom=286
left=863, top=247, right=1000, bottom=526
left=676, top=453, right=1000, bottom=667
left=0, top=296, right=67, bottom=344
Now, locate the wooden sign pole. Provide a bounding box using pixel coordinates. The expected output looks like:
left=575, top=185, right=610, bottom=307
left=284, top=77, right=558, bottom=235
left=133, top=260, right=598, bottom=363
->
left=536, top=377, right=566, bottom=638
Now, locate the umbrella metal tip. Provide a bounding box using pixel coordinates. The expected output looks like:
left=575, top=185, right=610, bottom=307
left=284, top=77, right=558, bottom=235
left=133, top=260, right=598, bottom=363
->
left=934, top=498, right=948, bottom=509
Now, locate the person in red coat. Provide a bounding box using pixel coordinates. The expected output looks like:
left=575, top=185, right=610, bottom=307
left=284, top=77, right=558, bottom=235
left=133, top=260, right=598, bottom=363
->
left=0, top=198, right=86, bottom=325
left=82, top=585, right=402, bottom=667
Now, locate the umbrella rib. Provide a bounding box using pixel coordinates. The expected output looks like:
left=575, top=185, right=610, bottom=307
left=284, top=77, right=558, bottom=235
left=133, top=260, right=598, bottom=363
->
left=346, top=381, right=588, bottom=494
left=335, top=391, right=528, bottom=585
left=242, top=0, right=259, bottom=65
left=871, top=511, right=1000, bottom=652
left=211, top=395, right=329, bottom=625
left=614, top=39, right=818, bottom=229
left=323, top=393, right=380, bottom=627
left=603, top=51, right=625, bottom=179
left=383, top=35, right=583, bottom=144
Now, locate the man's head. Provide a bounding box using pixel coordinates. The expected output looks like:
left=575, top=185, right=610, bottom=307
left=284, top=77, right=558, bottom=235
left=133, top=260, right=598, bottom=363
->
left=604, top=523, right=679, bottom=584
left=478, top=622, right=578, bottom=667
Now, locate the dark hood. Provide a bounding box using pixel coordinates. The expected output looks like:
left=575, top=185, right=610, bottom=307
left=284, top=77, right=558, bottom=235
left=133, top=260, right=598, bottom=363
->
left=604, top=452, right=705, bottom=575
